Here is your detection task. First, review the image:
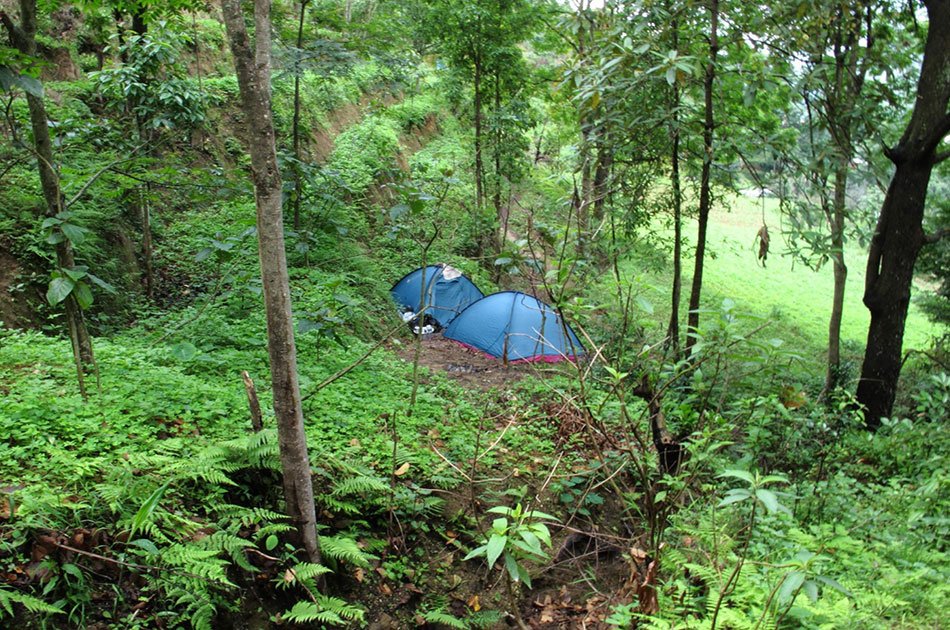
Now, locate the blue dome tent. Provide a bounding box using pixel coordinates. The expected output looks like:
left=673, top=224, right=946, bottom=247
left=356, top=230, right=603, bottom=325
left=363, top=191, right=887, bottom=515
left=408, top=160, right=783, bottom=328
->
left=444, top=291, right=584, bottom=363
left=390, top=264, right=484, bottom=328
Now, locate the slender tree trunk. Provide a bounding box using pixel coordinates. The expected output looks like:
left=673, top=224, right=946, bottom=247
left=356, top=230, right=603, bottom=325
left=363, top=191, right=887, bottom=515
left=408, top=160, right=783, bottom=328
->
left=291, top=0, right=309, bottom=231
left=141, top=185, right=154, bottom=300
left=685, top=0, right=719, bottom=355
left=221, top=0, right=321, bottom=564
left=493, top=70, right=505, bottom=253
left=2, top=0, right=94, bottom=386
left=825, top=164, right=848, bottom=391
left=473, top=59, right=484, bottom=215
left=592, top=132, right=612, bottom=225
left=857, top=0, right=950, bottom=429
left=667, top=28, right=683, bottom=352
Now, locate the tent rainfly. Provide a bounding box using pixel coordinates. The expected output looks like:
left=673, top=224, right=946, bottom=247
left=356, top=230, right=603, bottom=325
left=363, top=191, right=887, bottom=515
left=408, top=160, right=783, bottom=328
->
left=390, top=264, right=484, bottom=328
left=444, top=291, right=584, bottom=363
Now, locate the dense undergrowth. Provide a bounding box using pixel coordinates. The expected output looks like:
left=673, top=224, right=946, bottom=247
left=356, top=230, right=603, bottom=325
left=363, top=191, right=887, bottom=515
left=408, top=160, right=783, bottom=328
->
left=1, top=5, right=948, bottom=630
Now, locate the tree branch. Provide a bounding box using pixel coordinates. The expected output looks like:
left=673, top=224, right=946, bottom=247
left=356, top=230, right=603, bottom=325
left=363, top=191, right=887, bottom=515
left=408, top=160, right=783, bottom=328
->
left=923, top=226, right=950, bottom=244
left=65, top=144, right=147, bottom=209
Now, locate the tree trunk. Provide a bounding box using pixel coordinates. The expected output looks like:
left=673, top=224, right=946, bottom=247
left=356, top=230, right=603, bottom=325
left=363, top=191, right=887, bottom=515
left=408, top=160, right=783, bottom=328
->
left=684, top=0, right=718, bottom=355
left=825, top=164, right=848, bottom=392
left=141, top=186, right=154, bottom=300
left=592, top=133, right=612, bottom=225
left=221, top=0, right=322, bottom=564
left=291, top=0, right=308, bottom=231
left=857, top=0, right=950, bottom=429
left=493, top=70, right=505, bottom=253
left=473, top=58, right=484, bottom=216
left=666, top=44, right=683, bottom=352
left=3, top=0, right=94, bottom=388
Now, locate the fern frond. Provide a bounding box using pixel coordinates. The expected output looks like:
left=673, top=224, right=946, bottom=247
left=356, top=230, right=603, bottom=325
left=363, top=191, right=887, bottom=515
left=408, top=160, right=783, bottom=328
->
left=330, top=475, right=389, bottom=497
left=422, top=610, right=467, bottom=628
left=467, top=609, right=505, bottom=628
left=282, top=601, right=344, bottom=625
left=0, top=587, right=64, bottom=618
left=195, top=531, right=256, bottom=573
left=287, top=562, right=333, bottom=583
left=162, top=544, right=234, bottom=587
left=320, top=535, right=374, bottom=568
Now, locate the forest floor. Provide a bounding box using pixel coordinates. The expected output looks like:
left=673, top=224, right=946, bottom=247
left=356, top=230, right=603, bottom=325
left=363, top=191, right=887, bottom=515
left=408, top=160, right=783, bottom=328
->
left=394, top=335, right=535, bottom=391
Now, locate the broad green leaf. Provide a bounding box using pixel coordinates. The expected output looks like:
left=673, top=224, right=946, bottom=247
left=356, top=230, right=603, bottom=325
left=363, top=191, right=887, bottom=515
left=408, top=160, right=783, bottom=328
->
left=523, top=509, right=557, bottom=521
left=719, top=469, right=755, bottom=483
left=517, top=562, right=532, bottom=588
left=61, top=563, right=82, bottom=579
left=755, top=488, right=782, bottom=513
left=815, top=575, right=852, bottom=598
left=73, top=282, right=94, bottom=309
left=504, top=552, right=520, bottom=583
left=0, top=66, right=16, bottom=92
left=86, top=273, right=116, bottom=294
left=265, top=535, right=278, bottom=551
left=17, top=75, right=43, bottom=97
left=47, top=277, right=74, bottom=306
left=718, top=489, right=752, bottom=507
left=486, top=534, right=507, bottom=568
left=803, top=580, right=819, bottom=602
left=462, top=543, right=488, bottom=561
left=778, top=570, right=805, bottom=603
left=170, top=342, right=198, bottom=361
left=128, top=538, right=159, bottom=555
left=517, top=530, right=544, bottom=556
left=60, top=223, right=85, bottom=246
left=491, top=516, right=508, bottom=533
left=62, top=267, right=88, bottom=282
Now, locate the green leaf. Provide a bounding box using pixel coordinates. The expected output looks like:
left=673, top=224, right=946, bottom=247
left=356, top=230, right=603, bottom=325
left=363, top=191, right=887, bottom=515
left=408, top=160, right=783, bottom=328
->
left=265, top=535, right=278, bottom=551
left=73, top=281, right=94, bottom=309
left=486, top=534, right=507, bottom=568
left=170, top=342, right=198, bottom=361
left=718, top=489, right=752, bottom=507
left=803, top=580, right=819, bottom=602
left=128, top=538, right=159, bottom=555
left=636, top=296, right=654, bottom=314
left=719, top=469, right=755, bottom=483
left=86, top=273, right=117, bottom=294
left=0, top=66, right=16, bottom=92
left=62, top=267, right=88, bottom=282
left=130, top=482, right=169, bottom=538
left=46, top=277, right=75, bottom=306
left=504, top=552, right=520, bottom=583
left=60, top=223, right=85, bottom=246
left=815, top=575, right=852, bottom=598
left=518, top=530, right=543, bottom=555
left=755, top=488, right=782, bottom=513
left=778, top=570, right=805, bottom=604
left=17, top=75, right=43, bottom=97
left=61, top=563, right=82, bottom=579
left=462, top=543, right=488, bottom=561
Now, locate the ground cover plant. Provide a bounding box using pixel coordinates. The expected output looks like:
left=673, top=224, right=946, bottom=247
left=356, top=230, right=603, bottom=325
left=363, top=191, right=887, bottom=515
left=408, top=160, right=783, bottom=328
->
left=0, top=1, right=947, bottom=628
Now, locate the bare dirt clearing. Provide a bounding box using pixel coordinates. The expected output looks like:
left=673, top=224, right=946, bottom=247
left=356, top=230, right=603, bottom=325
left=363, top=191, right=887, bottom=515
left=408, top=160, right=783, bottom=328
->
left=393, top=334, right=575, bottom=391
